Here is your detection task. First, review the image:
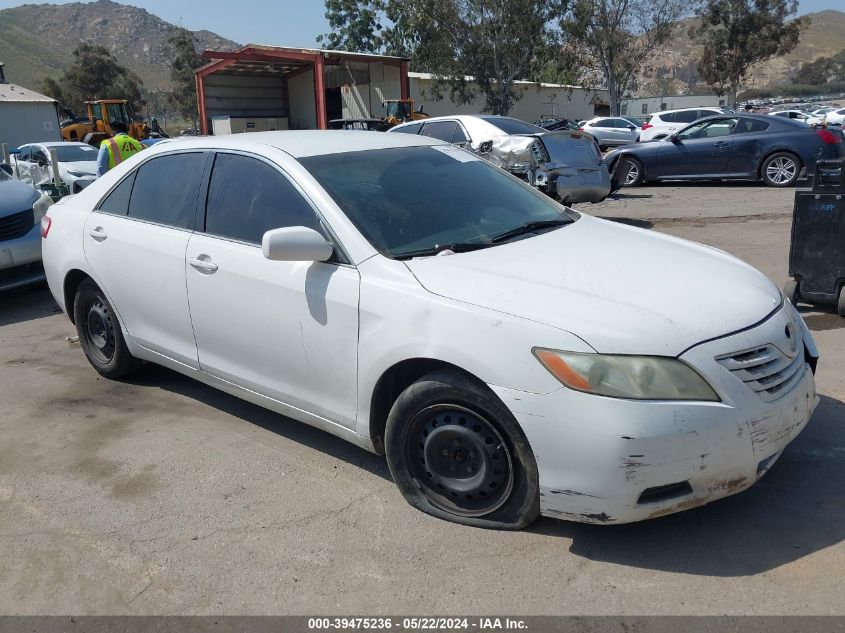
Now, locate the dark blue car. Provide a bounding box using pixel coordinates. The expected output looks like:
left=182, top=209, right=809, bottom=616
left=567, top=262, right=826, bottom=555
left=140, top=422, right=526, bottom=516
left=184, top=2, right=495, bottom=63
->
left=605, top=114, right=845, bottom=188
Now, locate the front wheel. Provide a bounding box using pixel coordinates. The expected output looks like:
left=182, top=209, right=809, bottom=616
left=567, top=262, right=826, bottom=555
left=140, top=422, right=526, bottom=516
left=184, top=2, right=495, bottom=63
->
left=620, top=156, right=645, bottom=186
left=385, top=370, right=540, bottom=529
left=74, top=279, right=141, bottom=379
left=761, top=152, right=800, bottom=187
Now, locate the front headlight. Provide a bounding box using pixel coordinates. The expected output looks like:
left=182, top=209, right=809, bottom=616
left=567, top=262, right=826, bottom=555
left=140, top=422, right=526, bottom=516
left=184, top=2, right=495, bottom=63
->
left=533, top=348, right=720, bottom=401
left=32, top=192, right=54, bottom=222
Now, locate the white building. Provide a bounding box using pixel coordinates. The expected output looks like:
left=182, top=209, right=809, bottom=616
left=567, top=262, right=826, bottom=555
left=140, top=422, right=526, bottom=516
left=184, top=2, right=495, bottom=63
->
left=409, top=72, right=608, bottom=123
left=0, top=63, right=61, bottom=149
left=621, top=94, right=727, bottom=117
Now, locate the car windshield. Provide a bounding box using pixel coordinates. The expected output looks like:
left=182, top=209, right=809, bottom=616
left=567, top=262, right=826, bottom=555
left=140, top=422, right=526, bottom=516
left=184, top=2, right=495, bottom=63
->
left=299, top=146, right=575, bottom=258
left=479, top=116, right=546, bottom=135
left=52, top=145, right=99, bottom=162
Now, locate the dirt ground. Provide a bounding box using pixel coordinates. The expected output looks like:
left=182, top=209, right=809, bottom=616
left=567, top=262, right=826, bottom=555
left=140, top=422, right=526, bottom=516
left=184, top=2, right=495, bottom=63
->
left=1, top=183, right=843, bottom=615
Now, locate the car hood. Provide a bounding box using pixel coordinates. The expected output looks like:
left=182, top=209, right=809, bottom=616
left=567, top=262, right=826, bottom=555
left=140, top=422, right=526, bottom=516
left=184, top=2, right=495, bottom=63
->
left=0, top=180, right=41, bottom=216
left=605, top=140, right=664, bottom=162
left=404, top=215, right=782, bottom=356
left=60, top=160, right=97, bottom=175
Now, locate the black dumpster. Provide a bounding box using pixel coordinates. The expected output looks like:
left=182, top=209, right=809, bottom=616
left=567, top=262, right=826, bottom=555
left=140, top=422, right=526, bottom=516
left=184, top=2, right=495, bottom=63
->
left=785, top=158, right=845, bottom=315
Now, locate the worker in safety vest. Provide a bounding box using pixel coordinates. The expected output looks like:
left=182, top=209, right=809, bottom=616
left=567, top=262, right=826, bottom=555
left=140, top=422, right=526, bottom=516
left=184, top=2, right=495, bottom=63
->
left=96, top=121, right=144, bottom=177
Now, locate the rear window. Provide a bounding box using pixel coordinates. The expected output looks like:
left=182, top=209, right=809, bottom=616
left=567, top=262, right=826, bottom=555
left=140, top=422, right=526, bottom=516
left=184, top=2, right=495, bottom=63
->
left=479, top=116, right=545, bottom=135
left=540, top=133, right=602, bottom=166
left=392, top=122, right=423, bottom=135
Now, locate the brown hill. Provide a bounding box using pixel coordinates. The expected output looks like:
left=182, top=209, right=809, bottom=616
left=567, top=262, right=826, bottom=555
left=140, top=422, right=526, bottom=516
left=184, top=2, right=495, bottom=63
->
left=0, top=0, right=240, bottom=93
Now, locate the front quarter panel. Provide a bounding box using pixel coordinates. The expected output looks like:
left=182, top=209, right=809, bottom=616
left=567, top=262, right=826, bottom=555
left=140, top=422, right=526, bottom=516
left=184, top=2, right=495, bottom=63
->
left=354, top=256, right=595, bottom=439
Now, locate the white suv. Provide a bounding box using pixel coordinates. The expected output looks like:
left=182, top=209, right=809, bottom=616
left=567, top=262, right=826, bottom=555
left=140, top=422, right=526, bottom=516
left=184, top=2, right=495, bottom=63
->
left=640, top=107, right=732, bottom=142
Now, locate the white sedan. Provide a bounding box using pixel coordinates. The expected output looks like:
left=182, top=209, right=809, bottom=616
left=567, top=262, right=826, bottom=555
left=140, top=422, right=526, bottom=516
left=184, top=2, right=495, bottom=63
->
left=15, top=141, right=99, bottom=192
left=41, top=131, right=819, bottom=528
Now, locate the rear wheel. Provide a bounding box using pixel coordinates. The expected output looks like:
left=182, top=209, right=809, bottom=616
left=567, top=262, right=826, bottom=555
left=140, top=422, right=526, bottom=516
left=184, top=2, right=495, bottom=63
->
left=761, top=152, right=800, bottom=187
left=74, top=279, right=140, bottom=379
left=385, top=369, right=540, bottom=529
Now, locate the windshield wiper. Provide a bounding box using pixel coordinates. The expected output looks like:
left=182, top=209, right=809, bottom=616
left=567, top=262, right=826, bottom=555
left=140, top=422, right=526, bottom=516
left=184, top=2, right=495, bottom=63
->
left=490, top=219, right=572, bottom=244
left=392, top=242, right=493, bottom=260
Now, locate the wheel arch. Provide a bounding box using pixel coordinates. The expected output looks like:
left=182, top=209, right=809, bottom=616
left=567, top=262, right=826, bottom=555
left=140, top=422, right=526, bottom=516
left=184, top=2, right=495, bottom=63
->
left=63, top=269, right=92, bottom=324
left=757, top=148, right=802, bottom=179
left=367, top=357, right=490, bottom=455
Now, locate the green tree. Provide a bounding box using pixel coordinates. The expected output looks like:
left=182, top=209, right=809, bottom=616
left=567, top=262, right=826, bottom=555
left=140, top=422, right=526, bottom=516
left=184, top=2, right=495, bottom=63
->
left=320, top=0, right=571, bottom=115
left=795, top=56, right=836, bottom=86
left=41, top=43, right=143, bottom=116
left=167, top=28, right=204, bottom=129
left=560, top=0, right=688, bottom=116
left=318, top=0, right=385, bottom=52
left=691, top=0, right=807, bottom=108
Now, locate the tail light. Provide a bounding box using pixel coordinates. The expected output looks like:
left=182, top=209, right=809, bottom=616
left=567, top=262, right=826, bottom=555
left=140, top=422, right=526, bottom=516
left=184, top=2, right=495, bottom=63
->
left=816, top=128, right=842, bottom=144
left=642, top=122, right=653, bottom=130
left=40, top=215, right=52, bottom=238
left=579, top=127, right=584, bottom=131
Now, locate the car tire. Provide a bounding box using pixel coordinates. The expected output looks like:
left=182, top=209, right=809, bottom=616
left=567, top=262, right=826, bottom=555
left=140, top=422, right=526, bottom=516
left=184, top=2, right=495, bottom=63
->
left=621, top=156, right=645, bottom=187
left=384, top=369, right=540, bottom=530
left=838, top=285, right=845, bottom=317
left=74, top=278, right=141, bottom=379
left=783, top=279, right=800, bottom=306
left=761, top=152, right=801, bottom=187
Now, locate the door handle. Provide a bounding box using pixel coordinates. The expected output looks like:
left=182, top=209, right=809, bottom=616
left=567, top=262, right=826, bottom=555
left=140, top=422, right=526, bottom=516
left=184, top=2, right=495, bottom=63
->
left=188, top=256, right=218, bottom=273
left=88, top=226, right=107, bottom=241
left=714, top=141, right=728, bottom=148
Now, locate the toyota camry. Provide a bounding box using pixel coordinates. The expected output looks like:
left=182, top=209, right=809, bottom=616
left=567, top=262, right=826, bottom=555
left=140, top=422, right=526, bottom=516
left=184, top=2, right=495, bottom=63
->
left=42, top=131, right=819, bottom=529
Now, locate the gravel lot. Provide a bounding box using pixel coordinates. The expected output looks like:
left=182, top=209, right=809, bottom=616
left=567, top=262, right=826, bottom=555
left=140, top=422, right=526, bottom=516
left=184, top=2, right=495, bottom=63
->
left=1, top=183, right=843, bottom=615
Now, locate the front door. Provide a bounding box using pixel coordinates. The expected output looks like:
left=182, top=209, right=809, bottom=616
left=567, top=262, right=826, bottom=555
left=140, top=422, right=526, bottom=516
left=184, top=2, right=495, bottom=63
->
left=656, top=118, right=736, bottom=178
left=83, top=151, right=208, bottom=368
left=185, top=151, right=360, bottom=428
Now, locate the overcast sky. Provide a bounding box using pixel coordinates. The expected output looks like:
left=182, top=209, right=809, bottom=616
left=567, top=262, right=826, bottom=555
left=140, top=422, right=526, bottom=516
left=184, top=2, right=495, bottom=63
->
left=0, top=0, right=840, bottom=48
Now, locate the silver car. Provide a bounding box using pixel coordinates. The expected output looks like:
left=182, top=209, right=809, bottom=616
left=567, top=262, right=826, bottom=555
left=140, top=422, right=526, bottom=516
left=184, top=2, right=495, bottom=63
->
left=580, top=117, right=640, bottom=149
left=0, top=164, right=53, bottom=291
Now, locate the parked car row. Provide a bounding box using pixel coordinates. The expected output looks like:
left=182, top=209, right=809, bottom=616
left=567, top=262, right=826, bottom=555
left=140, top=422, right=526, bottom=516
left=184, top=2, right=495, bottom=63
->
left=389, top=114, right=612, bottom=204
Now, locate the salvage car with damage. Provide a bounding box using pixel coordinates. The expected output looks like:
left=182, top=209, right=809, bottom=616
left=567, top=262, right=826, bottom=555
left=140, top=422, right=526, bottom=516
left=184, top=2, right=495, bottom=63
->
left=389, top=114, right=612, bottom=205
left=42, top=131, right=819, bottom=529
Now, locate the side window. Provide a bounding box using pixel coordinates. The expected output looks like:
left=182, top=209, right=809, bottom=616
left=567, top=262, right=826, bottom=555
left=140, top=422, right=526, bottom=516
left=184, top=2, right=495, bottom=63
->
left=205, top=153, right=322, bottom=245
left=594, top=119, right=613, bottom=127
left=392, top=122, right=423, bottom=135
left=421, top=121, right=459, bottom=143
left=733, top=119, right=770, bottom=134
left=661, top=112, right=678, bottom=123
left=98, top=172, right=136, bottom=216
left=31, top=148, right=49, bottom=164
left=677, top=110, right=700, bottom=123
left=452, top=124, right=470, bottom=144
left=17, top=146, right=31, bottom=161
left=127, top=152, right=206, bottom=229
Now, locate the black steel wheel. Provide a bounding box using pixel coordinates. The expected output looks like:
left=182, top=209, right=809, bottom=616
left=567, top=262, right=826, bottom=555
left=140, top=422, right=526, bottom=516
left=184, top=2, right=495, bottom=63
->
left=385, top=369, right=540, bottom=529
left=74, top=278, right=140, bottom=379
left=406, top=404, right=514, bottom=517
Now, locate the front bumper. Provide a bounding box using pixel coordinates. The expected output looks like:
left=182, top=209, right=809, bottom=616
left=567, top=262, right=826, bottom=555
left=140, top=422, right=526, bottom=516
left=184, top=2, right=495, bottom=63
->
left=0, top=224, right=44, bottom=291
left=492, top=305, right=819, bottom=524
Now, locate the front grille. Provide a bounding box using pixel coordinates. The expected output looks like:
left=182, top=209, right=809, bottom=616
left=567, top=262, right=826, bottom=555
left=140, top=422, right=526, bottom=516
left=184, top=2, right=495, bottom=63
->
left=717, top=343, right=806, bottom=402
left=0, top=209, right=35, bottom=242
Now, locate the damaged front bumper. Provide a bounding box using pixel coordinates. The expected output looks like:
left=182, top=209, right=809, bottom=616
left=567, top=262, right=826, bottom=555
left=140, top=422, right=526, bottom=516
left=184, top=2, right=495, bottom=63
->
left=490, top=304, right=819, bottom=524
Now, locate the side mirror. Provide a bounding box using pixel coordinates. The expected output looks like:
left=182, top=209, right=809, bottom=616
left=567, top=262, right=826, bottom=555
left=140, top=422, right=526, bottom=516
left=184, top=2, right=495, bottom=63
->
left=478, top=140, right=494, bottom=154
left=627, top=125, right=636, bottom=130
left=669, top=133, right=681, bottom=143
left=262, top=226, right=334, bottom=262
left=0, top=163, right=12, bottom=176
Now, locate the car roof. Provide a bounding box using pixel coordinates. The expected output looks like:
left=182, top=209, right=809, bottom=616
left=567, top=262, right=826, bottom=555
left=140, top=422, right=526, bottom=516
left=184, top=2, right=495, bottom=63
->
left=137, top=130, right=445, bottom=158
left=694, top=112, right=805, bottom=128
left=654, top=106, right=725, bottom=115
left=27, top=141, right=92, bottom=147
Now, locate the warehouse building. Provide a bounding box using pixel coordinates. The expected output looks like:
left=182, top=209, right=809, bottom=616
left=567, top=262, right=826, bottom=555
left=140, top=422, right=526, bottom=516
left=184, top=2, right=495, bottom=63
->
left=196, top=45, right=410, bottom=134
left=0, top=62, right=61, bottom=148
left=196, top=45, right=609, bottom=133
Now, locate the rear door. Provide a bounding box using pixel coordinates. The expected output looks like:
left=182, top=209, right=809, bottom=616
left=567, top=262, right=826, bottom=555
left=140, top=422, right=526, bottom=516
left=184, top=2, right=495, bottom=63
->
left=83, top=151, right=208, bottom=367
left=725, top=118, right=771, bottom=176
left=185, top=151, right=361, bottom=428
